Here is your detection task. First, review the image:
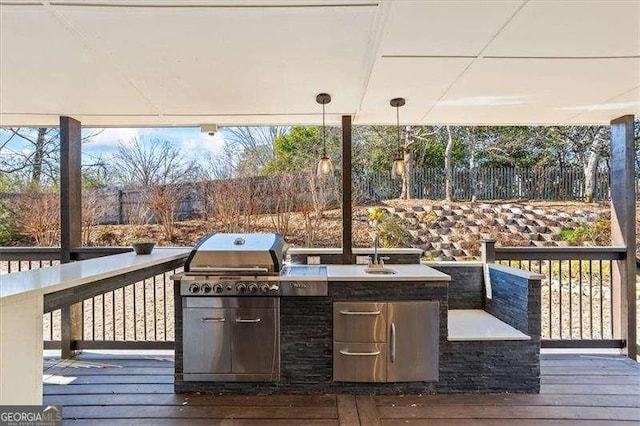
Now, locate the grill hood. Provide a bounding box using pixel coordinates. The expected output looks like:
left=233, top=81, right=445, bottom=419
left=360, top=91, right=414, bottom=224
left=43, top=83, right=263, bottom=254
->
left=184, top=233, right=287, bottom=274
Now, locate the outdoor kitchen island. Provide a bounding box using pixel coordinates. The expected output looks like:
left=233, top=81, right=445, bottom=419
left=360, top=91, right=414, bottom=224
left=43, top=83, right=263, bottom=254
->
left=174, top=258, right=541, bottom=395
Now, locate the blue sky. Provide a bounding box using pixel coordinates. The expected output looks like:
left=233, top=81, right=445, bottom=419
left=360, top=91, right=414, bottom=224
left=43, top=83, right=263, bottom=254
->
left=1, top=127, right=227, bottom=166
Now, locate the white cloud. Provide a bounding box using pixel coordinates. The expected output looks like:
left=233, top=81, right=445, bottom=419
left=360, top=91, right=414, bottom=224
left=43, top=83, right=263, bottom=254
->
left=86, top=128, right=141, bottom=148
left=179, top=131, right=226, bottom=159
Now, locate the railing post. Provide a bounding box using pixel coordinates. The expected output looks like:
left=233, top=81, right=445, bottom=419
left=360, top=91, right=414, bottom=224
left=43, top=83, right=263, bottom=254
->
left=610, top=114, right=636, bottom=359
left=60, top=116, right=83, bottom=358
left=481, top=239, right=496, bottom=264
left=60, top=304, right=83, bottom=358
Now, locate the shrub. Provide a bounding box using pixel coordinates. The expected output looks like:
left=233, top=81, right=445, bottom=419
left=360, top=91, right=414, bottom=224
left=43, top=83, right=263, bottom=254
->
left=559, top=219, right=611, bottom=246
left=368, top=207, right=413, bottom=248
left=96, top=226, right=120, bottom=246
left=0, top=204, right=20, bottom=245
left=376, top=216, right=413, bottom=248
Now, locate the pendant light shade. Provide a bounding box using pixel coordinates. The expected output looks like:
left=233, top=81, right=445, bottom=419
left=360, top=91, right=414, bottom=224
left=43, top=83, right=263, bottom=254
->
left=316, top=93, right=334, bottom=178
left=392, top=158, right=406, bottom=177
left=390, top=97, right=406, bottom=179
left=317, top=156, right=334, bottom=177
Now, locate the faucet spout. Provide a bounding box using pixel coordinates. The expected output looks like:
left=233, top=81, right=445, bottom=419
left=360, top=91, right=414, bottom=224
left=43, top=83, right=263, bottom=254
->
left=373, top=232, right=379, bottom=265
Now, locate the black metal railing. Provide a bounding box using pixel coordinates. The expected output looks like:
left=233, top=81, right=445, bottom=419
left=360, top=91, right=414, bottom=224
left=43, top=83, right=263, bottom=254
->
left=1, top=246, right=182, bottom=350
left=486, top=244, right=626, bottom=348
left=77, top=267, right=181, bottom=349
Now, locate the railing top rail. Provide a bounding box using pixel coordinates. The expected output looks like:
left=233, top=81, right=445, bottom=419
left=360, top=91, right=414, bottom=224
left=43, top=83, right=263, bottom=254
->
left=494, top=246, right=626, bottom=261
left=1, top=248, right=189, bottom=304
left=0, top=246, right=134, bottom=261
left=0, top=247, right=60, bottom=261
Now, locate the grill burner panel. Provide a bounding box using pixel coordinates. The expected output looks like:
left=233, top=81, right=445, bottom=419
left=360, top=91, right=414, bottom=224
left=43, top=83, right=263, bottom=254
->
left=179, top=271, right=328, bottom=297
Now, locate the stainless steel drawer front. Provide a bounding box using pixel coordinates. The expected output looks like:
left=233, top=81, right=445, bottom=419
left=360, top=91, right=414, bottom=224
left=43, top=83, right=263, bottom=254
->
left=183, top=307, right=231, bottom=375
left=333, top=342, right=387, bottom=382
left=232, top=307, right=279, bottom=375
left=333, top=302, right=387, bottom=343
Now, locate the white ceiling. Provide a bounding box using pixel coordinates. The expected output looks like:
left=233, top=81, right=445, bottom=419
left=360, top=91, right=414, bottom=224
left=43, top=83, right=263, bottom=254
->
left=0, top=0, right=638, bottom=127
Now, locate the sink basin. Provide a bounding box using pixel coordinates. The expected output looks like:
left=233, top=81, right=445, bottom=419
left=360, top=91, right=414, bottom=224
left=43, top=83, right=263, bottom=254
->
left=364, top=267, right=397, bottom=275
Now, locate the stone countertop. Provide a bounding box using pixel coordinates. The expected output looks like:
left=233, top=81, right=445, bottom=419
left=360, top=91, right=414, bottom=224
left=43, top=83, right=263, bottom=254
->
left=326, top=264, right=451, bottom=282
left=0, top=248, right=190, bottom=305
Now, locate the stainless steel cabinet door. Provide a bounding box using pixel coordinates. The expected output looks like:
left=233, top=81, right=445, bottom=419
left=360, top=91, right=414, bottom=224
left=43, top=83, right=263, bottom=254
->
left=387, top=301, right=439, bottom=382
left=333, top=342, right=387, bottom=382
left=334, top=302, right=387, bottom=342
left=183, top=307, right=231, bottom=374
left=232, top=308, right=279, bottom=374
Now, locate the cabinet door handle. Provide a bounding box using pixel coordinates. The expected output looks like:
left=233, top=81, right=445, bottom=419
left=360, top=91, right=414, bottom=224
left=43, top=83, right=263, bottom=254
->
left=235, top=318, right=261, bottom=323
left=201, top=317, right=225, bottom=322
left=339, top=349, right=381, bottom=356
left=339, top=310, right=381, bottom=316
left=390, top=322, right=396, bottom=363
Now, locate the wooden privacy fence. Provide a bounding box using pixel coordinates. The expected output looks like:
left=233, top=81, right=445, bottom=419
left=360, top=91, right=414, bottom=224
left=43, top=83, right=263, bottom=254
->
left=8, top=167, right=632, bottom=226
left=358, top=167, right=618, bottom=202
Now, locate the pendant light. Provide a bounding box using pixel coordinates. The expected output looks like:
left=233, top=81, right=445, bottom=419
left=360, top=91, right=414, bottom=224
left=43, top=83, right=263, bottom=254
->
left=390, top=97, right=406, bottom=179
left=316, top=93, right=334, bottom=177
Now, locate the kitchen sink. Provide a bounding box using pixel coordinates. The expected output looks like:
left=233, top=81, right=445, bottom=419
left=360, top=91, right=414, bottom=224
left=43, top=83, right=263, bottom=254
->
left=364, top=267, right=397, bottom=275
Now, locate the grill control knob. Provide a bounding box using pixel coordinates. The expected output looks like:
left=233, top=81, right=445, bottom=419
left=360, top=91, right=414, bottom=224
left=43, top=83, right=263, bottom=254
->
left=188, top=283, right=200, bottom=294
left=201, top=283, right=212, bottom=294
left=259, top=283, right=270, bottom=293
left=236, top=283, right=247, bottom=294
left=213, top=284, right=224, bottom=294
left=247, top=283, right=258, bottom=294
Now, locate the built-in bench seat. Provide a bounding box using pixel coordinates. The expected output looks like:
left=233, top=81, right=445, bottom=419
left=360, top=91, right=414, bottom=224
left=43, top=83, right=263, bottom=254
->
left=448, top=309, right=531, bottom=341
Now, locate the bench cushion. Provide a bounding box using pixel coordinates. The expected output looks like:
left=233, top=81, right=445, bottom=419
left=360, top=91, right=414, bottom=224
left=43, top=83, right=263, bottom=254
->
left=448, top=309, right=531, bottom=341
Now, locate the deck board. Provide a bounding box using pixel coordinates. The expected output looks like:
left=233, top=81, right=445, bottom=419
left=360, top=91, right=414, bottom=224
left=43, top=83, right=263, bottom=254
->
left=43, top=353, right=640, bottom=425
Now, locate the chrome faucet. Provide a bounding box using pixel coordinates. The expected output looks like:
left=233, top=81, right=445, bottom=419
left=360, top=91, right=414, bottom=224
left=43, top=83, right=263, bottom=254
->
left=368, top=231, right=389, bottom=268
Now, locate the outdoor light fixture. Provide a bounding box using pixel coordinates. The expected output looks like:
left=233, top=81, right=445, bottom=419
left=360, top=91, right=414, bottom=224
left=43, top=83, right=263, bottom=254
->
left=390, top=97, right=406, bottom=179
left=316, top=93, right=334, bottom=178
left=200, top=124, right=219, bottom=136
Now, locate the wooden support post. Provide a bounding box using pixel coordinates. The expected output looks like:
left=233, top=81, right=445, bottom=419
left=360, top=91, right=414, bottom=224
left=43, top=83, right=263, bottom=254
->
left=610, top=115, right=636, bottom=359
left=481, top=239, right=496, bottom=264
left=59, top=116, right=83, bottom=358
left=342, top=115, right=353, bottom=264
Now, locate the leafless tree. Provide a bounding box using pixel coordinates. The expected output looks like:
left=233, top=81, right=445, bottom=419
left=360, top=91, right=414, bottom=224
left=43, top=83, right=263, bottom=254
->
left=14, top=188, right=60, bottom=246
left=111, top=137, right=198, bottom=240
left=221, top=126, right=289, bottom=177
left=82, top=191, right=109, bottom=245
left=0, top=127, right=102, bottom=186
left=444, top=126, right=454, bottom=201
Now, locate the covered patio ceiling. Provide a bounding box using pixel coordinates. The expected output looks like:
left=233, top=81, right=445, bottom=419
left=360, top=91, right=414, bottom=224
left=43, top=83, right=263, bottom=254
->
left=0, top=0, right=638, bottom=127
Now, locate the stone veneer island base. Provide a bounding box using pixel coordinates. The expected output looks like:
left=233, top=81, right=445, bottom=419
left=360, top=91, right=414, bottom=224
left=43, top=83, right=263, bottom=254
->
left=174, top=263, right=541, bottom=394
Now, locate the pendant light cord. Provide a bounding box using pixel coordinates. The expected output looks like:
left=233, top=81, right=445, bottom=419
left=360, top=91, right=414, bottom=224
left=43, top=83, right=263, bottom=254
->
left=396, top=105, right=401, bottom=158
left=322, top=102, right=327, bottom=157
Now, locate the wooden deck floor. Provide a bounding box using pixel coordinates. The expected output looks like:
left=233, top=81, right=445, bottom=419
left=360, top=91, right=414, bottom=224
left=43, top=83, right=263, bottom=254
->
left=43, top=352, right=640, bottom=425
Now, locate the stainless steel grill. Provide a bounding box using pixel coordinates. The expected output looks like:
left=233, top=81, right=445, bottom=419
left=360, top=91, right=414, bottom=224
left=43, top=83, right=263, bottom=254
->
left=174, top=233, right=326, bottom=382
left=176, top=233, right=327, bottom=297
